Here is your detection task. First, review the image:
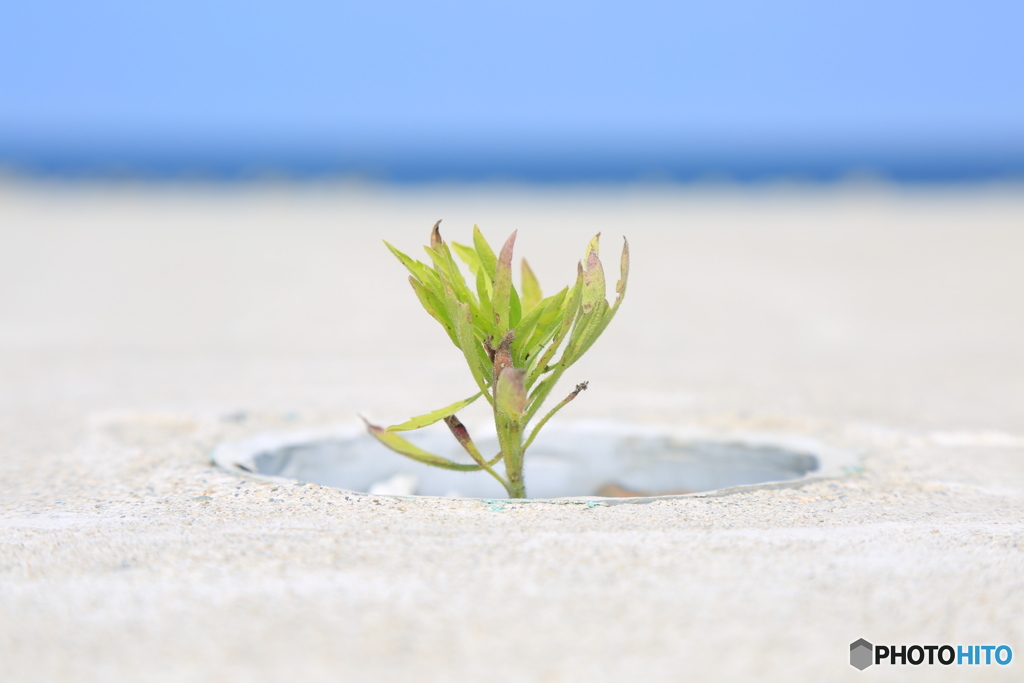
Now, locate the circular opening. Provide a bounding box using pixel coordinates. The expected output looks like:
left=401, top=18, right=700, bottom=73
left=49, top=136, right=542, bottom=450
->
left=213, top=421, right=851, bottom=500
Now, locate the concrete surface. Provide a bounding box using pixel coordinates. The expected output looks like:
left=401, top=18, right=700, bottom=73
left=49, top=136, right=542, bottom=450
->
left=1, top=181, right=1022, bottom=681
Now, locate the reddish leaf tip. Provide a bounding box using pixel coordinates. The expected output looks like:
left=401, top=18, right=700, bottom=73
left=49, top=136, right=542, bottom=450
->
left=430, top=220, right=443, bottom=248
left=500, top=231, right=517, bottom=255
left=359, top=415, right=383, bottom=433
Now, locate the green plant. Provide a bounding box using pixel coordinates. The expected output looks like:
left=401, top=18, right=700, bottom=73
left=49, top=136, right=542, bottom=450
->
left=363, top=221, right=628, bottom=499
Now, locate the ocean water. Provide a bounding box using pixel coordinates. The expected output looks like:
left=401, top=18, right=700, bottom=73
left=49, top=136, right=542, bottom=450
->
left=3, top=141, right=1023, bottom=183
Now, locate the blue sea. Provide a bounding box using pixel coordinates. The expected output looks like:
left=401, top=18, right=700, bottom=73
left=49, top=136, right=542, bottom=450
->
left=3, top=139, right=1022, bottom=183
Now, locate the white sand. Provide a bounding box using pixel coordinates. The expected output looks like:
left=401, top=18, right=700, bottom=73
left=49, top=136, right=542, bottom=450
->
left=1, top=181, right=1022, bottom=681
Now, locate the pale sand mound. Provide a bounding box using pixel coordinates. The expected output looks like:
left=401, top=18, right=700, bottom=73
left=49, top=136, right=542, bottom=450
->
left=1, top=182, right=1022, bottom=681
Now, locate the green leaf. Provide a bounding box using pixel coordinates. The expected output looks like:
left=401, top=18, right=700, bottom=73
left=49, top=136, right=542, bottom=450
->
left=384, top=240, right=441, bottom=293
left=615, top=237, right=630, bottom=304
left=581, top=233, right=606, bottom=316
left=440, top=275, right=492, bottom=397
left=566, top=299, right=610, bottom=363
left=509, top=281, right=522, bottom=329
left=493, top=231, right=516, bottom=339
left=425, top=243, right=485, bottom=329
left=473, top=225, right=498, bottom=279
left=526, top=269, right=583, bottom=387
left=523, top=270, right=584, bottom=414
left=451, top=241, right=483, bottom=276
left=519, top=286, right=569, bottom=360
left=385, top=392, right=484, bottom=431
left=363, top=418, right=485, bottom=471
left=423, top=243, right=462, bottom=286
left=521, top=259, right=542, bottom=312
left=408, top=276, right=458, bottom=346
left=475, top=267, right=493, bottom=327
left=509, top=298, right=546, bottom=362
left=445, top=253, right=482, bottom=318
left=496, top=367, right=527, bottom=417
left=557, top=234, right=613, bottom=366
left=566, top=237, right=628, bottom=363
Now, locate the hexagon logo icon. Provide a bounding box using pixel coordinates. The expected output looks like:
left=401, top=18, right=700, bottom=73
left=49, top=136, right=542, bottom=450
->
left=850, top=639, right=873, bottom=670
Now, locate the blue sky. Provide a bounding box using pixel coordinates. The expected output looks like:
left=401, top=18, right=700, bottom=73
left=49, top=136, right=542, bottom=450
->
left=2, top=1, right=1022, bottom=180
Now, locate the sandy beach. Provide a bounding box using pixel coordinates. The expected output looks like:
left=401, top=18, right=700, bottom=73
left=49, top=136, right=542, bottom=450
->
left=1, top=181, right=1022, bottom=681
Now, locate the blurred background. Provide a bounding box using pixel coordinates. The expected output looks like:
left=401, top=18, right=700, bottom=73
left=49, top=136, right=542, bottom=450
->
left=2, top=0, right=1024, bottom=426
left=2, top=0, right=1023, bottom=182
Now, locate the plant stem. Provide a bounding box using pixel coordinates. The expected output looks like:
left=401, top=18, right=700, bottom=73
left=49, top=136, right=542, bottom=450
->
left=496, top=416, right=526, bottom=498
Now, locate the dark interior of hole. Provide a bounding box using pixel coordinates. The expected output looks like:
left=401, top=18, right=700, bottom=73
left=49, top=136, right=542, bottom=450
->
left=247, top=432, right=820, bottom=499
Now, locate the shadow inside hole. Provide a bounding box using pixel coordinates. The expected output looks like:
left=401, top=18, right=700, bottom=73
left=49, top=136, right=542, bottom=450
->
left=247, top=427, right=820, bottom=499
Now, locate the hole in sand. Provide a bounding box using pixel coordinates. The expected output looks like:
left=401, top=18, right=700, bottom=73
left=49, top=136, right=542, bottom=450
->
left=212, top=421, right=855, bottom=500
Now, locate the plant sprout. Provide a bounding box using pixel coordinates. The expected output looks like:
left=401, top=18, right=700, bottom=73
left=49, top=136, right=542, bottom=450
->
left=363, top=221, right=628, bottom=499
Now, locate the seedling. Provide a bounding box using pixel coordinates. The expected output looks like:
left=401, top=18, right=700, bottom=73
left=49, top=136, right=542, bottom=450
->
left=364, top=221, right=628, bottom=499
